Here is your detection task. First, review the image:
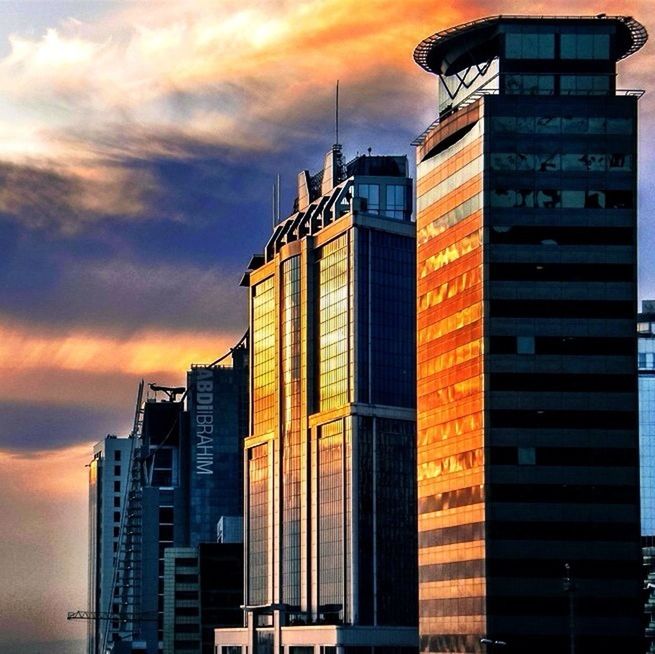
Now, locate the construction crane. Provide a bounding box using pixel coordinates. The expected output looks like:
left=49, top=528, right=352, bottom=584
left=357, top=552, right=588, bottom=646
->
left=68, top=381, right=147, bottom=652
left=67, top=610, right=157, bottom=622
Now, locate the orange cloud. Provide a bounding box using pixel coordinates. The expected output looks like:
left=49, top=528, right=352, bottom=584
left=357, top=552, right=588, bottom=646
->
left=0, top=322, right=239, bottom=376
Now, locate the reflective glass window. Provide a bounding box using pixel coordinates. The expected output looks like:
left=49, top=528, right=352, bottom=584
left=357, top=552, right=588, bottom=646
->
left=506, top=74, right=554, bottom=95
left=252, top=277, right=276, bottom=434
left=561, top=33, right=610, bottom=59
left=317, top=234, right=350, bottom=411
left=505, top=32, right=554, bottom=59
left=384, top=184, right=406, bottom=219
left=248, top=444, right=269, bottom=605
left=358, top=184, right=379, bottom=214
left=560, top=75, right=610, bottom=95
left=281, top=256, right=301, bottom=606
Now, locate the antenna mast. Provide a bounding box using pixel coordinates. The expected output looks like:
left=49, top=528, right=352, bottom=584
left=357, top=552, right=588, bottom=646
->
left=335, top=79, right=340, bottom=145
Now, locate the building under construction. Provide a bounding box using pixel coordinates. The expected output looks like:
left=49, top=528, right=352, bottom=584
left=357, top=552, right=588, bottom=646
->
left=83, top=338, right=248, bottom=654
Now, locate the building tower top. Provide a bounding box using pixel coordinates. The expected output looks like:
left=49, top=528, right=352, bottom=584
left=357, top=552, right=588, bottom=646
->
left=414, top=14, right=647, bottom=75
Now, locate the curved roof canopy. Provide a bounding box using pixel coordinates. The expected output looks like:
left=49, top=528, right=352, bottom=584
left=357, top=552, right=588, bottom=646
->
left=414, top=15, right=648, bottom=76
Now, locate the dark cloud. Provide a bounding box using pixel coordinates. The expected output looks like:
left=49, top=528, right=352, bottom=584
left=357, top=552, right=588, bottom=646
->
left=0, top=400, right=129, bottom=451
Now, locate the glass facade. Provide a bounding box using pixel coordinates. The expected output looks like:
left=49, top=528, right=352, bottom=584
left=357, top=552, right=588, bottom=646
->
left=417, top=106, right=486, bottom=650
left=318, top=420, right=345, bottom=610
left=234, top=154, right=417, bottom=654
left=248, top=443, right=269, bottom=605
left=415, top=15, right=644, bottom=654
left=317, top=234, right=350, bottom=411
left=282, top=256, right=302, bottom=607
left=252, top=277, right=276, bottom=434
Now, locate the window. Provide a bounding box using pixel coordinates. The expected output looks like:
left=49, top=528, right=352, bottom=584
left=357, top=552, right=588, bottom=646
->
left=113, top=526, right=120, bottom=537
left=560, top=75, right=610, bottom=95
left=505, top=32, right=555, bottom=59
left=114, top=465, right=121, bottom=476
left=113, top=496, right=120, bottom=508
left=113, top=480, right=120, bottom=493
left=358, top=184, right=379, bottom=214
left=518, top=447, right=537, bottom=465
left=561, top=33, right=610, bottom=59
left=517, top=336, right=535, bottom=354
left=113, top=511, right=120, bottom=523
left=114, top=450, right=121, bottom=461
left=385, top=184, right=406, bottom=219
left=505, top=74, right=554, bottom=95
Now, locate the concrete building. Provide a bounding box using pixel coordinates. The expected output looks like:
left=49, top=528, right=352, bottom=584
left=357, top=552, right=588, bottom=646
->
left=163, top=540, right=243, bottom=654
left=87, top=435, right=133, bottom=654
left=215, top=146, right=418, bottom=653
left=414, top=14, right=646, bottom=654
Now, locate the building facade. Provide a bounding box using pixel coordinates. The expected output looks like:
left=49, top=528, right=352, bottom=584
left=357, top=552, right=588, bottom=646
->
left=215, top=147, right=418, bottom=653
left=186, top=343, right=249, bottom=547
left=87, top=435, right=133, bottom=654
left=414, top=15, right=646, bottom=654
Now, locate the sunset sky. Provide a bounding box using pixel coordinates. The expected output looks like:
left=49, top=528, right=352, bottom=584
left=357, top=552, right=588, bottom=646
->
left=0, top=1, right=653, bottom=651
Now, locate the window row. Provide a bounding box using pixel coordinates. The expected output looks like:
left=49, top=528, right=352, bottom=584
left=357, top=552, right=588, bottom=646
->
left=505, top=31, right=610, bottom=60
left=490, top=152, right=631, bottom=173
left=491, top=115, right=632, bottom=135
left=490, top=188, right=633, bottom=209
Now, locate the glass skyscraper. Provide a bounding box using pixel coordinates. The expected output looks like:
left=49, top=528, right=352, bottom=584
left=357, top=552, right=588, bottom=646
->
left=414, top=15, right=646, bottom=654
left=215, top=147, right=418, bottom=653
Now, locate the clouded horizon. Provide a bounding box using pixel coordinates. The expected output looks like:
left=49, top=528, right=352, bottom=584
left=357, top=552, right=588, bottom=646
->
left=1, top=0, right=653, bottom=649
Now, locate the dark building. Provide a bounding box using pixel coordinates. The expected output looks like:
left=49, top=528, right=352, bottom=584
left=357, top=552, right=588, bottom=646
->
left=134, top=396, right=189, bottom=653
left=216, top=146, right=418, bottom=653
left=87, top=435, right=133, bottom=654
left=414, top=14, right=646, bottom=654
left=163, top=543, right=243, bottom=654
left=186, top=343, right=249, bottom=546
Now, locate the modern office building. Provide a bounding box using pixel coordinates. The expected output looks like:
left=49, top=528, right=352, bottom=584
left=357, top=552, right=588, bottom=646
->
left=186, top=343, right=249, bottom=547
left=87, top=435, right=133, bottom=654
left=638, top=301, right=655, bottom=649
left=215, top=146, right=418, bottom=653
left=414, top=15, right=646, bottom=654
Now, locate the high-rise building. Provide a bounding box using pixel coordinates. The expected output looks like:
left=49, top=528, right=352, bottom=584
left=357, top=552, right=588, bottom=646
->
left=414, top=15, right=646, bottom=654
left=215, top=147, right=418, bottom=653
left=87, top=435, right=133, bottom=654
left=186, top=343, right=249, bottom=547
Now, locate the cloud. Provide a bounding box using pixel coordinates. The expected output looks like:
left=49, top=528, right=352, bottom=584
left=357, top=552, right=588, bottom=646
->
left=0, top=319, right=240, bottom=377
left=0, top=0, right=649, bottom=235
left=0, top=402, right=118, bottom=451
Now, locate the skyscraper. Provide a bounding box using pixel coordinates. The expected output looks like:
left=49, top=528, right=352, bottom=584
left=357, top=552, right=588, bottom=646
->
left=215, top=147, right=418, bottom=653
left=414, top=15, right=646, bottom=654
left=87, top=435, right=133, bottom=654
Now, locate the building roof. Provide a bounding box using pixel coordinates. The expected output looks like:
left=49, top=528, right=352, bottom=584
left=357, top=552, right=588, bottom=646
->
left=414, top=15, right=648, bottom=76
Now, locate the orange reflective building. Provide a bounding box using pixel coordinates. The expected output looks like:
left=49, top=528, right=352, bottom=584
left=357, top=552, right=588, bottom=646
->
left=415, top=15, right=647, bottom=654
